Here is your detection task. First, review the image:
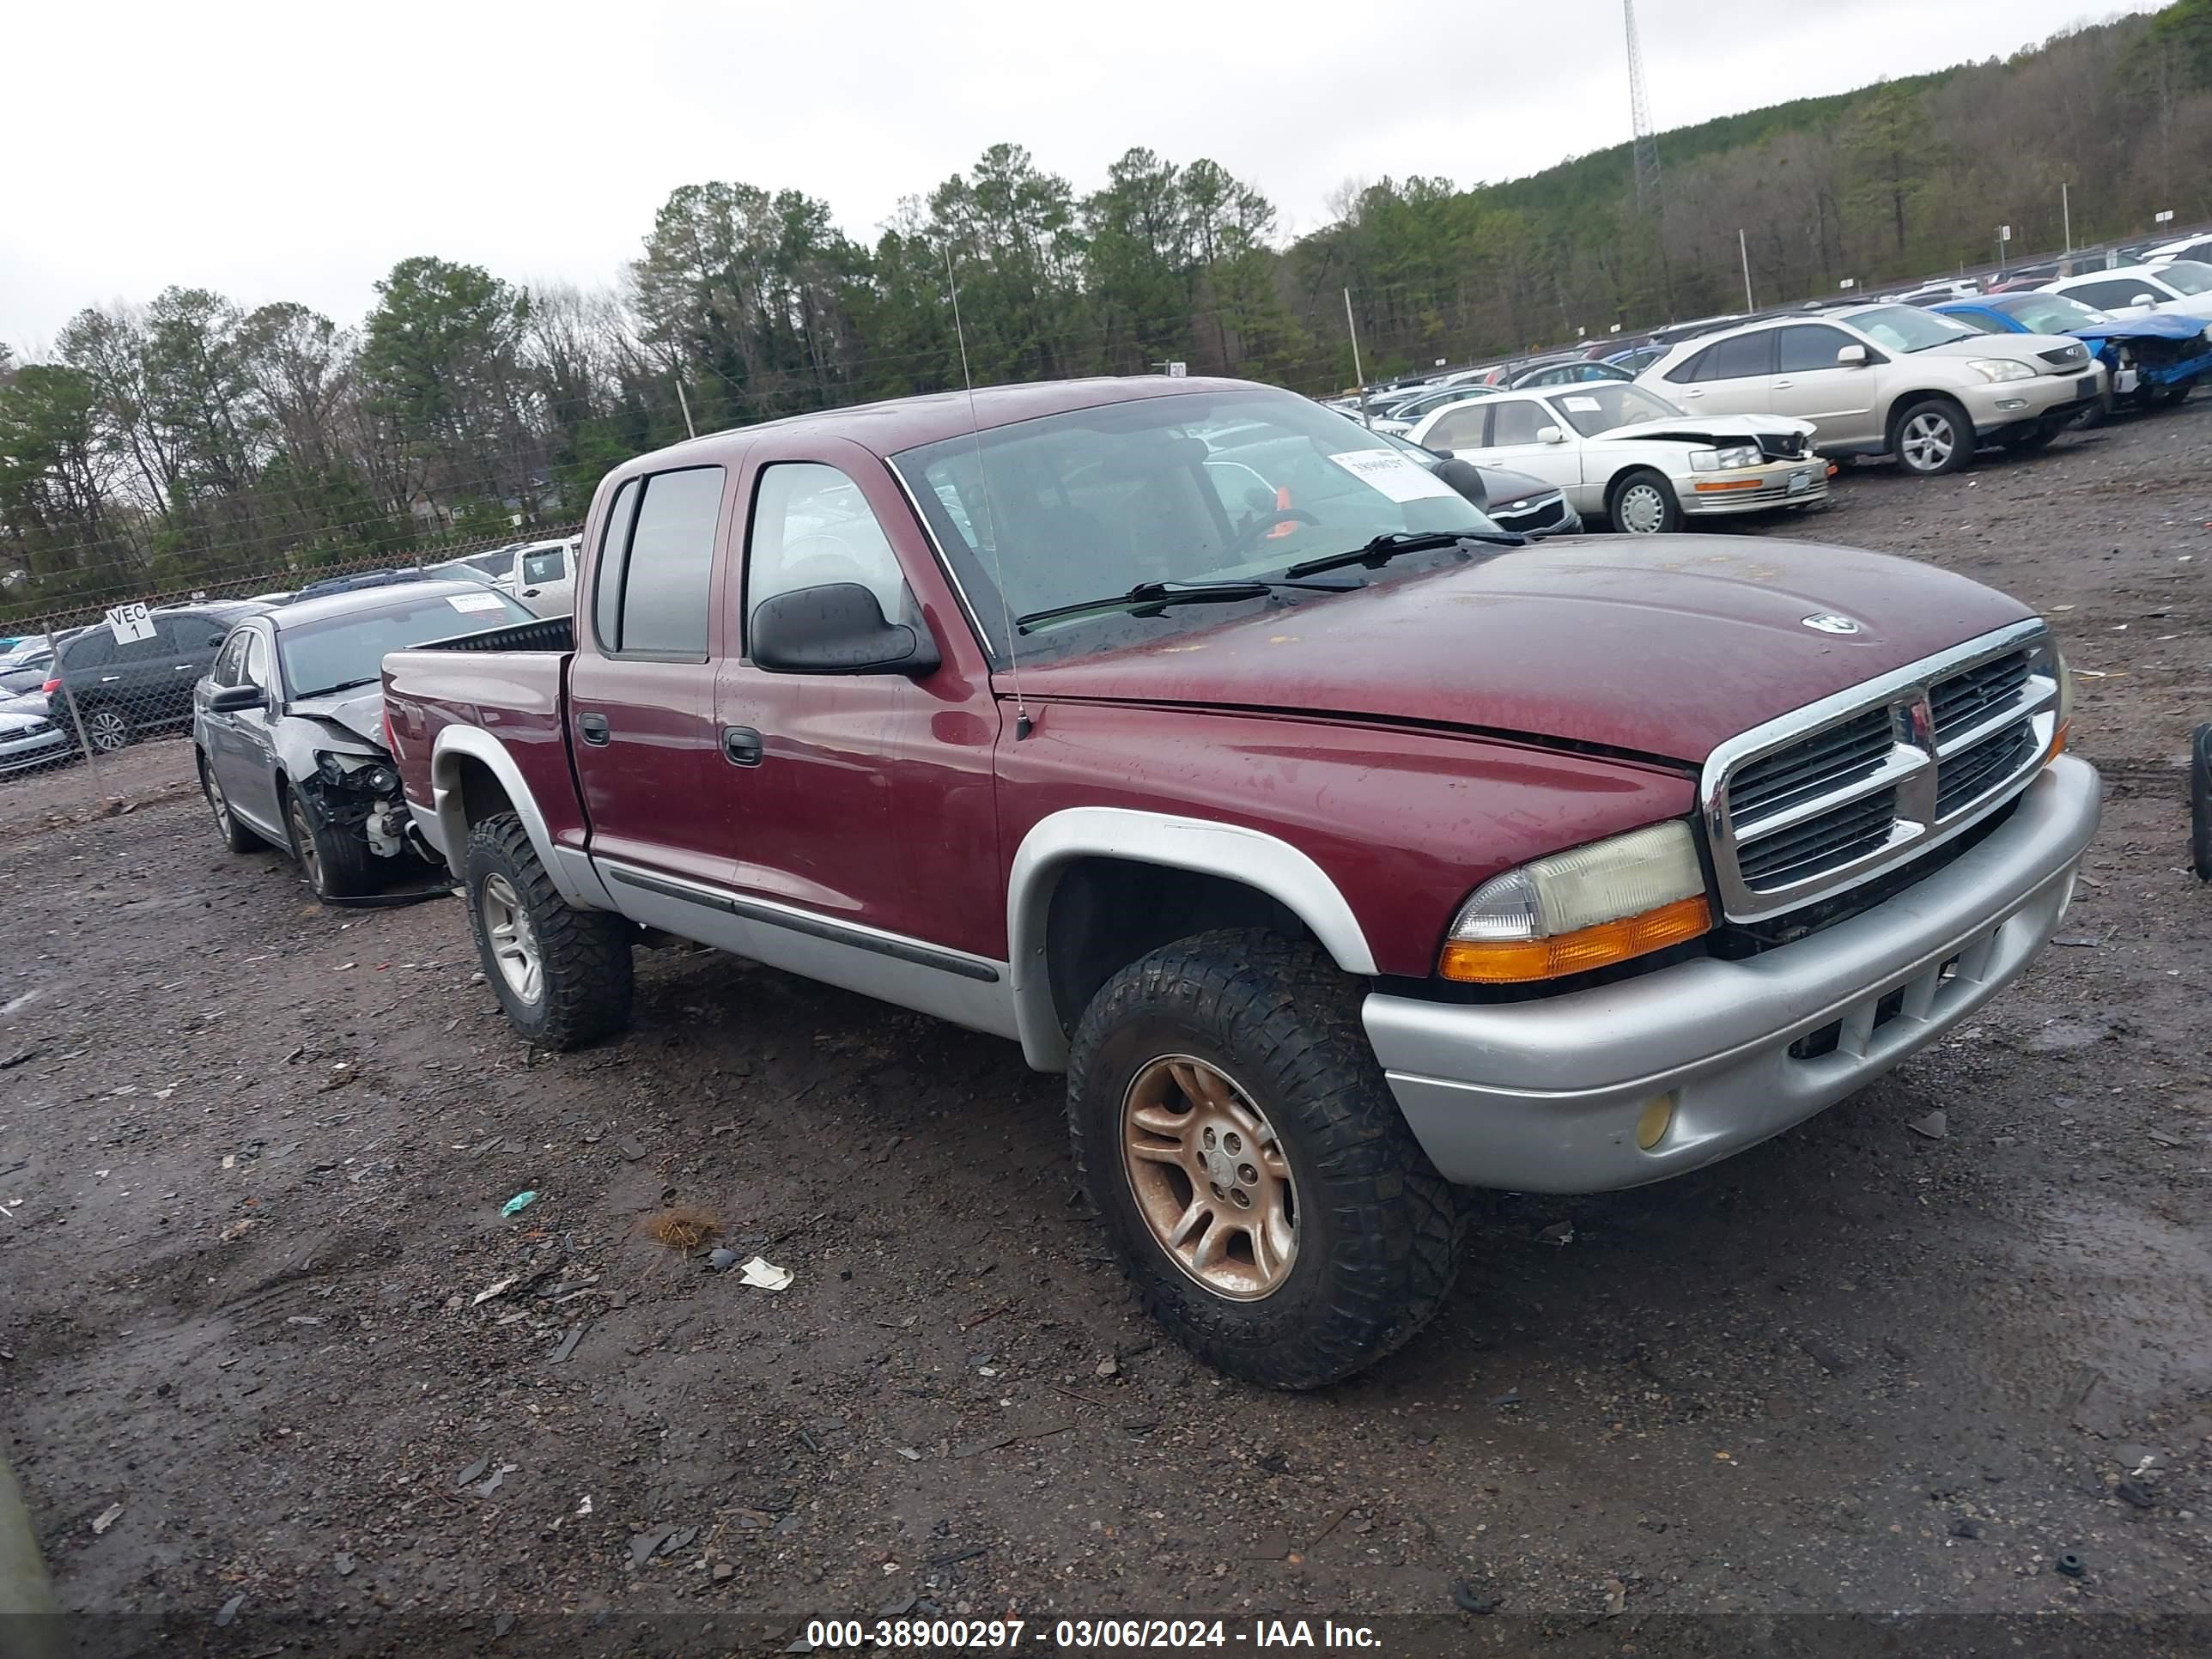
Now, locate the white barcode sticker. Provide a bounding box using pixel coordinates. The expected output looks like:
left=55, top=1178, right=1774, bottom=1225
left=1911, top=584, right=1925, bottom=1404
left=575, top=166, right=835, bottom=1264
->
left=1561, top=396, right=1604, bottom=412
left=448, top=592, right=506, bottom=613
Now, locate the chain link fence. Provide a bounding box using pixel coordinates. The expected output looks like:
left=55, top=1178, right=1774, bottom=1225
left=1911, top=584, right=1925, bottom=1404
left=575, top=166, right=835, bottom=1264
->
left=0, top=523, right=580, bottom=815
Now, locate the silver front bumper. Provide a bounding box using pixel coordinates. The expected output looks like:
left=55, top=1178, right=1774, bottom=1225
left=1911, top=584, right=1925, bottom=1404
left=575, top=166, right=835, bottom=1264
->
left=1364, top=755, right=2100, bottom=1193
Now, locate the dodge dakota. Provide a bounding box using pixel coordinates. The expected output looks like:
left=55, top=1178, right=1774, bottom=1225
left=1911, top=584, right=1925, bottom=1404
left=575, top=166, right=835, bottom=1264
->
left=382, top=376, right=2100, bottom=1388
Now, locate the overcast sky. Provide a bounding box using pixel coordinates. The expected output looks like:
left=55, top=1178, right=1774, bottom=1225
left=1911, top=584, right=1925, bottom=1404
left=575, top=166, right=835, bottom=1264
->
left=0, top=0, right=2162, bottom=352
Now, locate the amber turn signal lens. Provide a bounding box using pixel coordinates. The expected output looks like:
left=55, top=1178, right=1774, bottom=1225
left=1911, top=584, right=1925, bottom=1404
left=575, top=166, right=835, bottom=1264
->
left=1438, top=894, right=1713, bottom=984
left=2045, top=719, right=2069, bottom=766
left=1691, top=477, right=1763, bottom=493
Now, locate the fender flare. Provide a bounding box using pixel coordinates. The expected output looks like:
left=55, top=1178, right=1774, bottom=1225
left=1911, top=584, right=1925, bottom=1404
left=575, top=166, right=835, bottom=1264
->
left=429, top=726, right=616, bottom=910
left=1006, top=806, right=1379, bottom=1071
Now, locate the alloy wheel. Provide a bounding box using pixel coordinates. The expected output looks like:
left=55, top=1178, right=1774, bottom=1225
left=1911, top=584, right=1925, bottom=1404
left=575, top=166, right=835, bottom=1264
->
left=480, top=873, right=544, bottom=1006
left=287, top=798, right=322, bottom=892
left=86, top=710, right=128, bottom=752
left=1900, top=412, right=1957, bottom=472
left=1120, top=1054, right=1298, bottom=1301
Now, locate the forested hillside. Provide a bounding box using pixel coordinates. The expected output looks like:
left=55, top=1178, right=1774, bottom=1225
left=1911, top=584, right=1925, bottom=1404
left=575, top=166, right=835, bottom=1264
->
left=5, top=0, right=2210, bottom=611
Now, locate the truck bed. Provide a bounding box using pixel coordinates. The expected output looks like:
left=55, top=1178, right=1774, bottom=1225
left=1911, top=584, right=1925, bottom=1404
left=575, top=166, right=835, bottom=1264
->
left=380, top=620, right=580, bottom=854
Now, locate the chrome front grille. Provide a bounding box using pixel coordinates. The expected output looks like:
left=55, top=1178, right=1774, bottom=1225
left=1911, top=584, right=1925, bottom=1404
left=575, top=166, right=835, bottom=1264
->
left=1701, top=622, right=2059, bottom=922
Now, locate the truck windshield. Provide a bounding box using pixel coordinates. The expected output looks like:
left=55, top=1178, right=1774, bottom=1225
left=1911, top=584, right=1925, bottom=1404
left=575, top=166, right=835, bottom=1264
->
left=893, top=388, right=1504, bottom=657
left=278, top=588, right=532, bottom=699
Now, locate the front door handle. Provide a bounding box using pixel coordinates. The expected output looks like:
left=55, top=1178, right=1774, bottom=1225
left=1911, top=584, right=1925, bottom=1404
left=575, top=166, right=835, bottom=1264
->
left=722, top=726, right=763, bottom=767
left=1773, top=378, right=1796, bottom=389
left=100, top=674, right=121, bottom=683
left=578, top=713, right=611, bottom=746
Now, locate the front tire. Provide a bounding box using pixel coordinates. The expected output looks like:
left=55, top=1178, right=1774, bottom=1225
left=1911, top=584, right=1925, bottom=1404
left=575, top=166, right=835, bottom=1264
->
left=199, top=752, right=260, bottom=853
left=1066, top=929, right=1462, bottom=1389
left=463, top=812, right=633, bottom=1049
left=1606, top=467, right=1681, bottom=535
left=1891, top=397, right=1973, bottom=476
left=285, top=788, right=373, bottom=900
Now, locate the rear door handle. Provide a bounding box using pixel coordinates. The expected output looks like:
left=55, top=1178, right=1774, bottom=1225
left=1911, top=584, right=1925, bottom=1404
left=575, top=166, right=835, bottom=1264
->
left=1772, top=378, right=1796, bottom=389
left=578, top=713, right=611, bottom=745
left=100, top=674, right=121, bottom=683
left=722, top=726, right=763, bottom=767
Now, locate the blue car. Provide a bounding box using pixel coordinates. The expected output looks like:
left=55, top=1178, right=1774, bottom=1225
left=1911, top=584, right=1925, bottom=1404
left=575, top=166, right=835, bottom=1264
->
left=1936, top=292, right=2212, bottom=411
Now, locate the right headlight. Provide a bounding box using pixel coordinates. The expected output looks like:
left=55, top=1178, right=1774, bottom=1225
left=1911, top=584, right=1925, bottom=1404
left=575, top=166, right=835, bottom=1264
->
left=1439, top=821, right=1713, bottom=984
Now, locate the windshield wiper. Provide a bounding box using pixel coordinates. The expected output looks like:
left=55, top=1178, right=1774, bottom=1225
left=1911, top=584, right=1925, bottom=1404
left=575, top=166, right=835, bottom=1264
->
left=1285, top=528, right=1525, bottom=581
left=1013, top=579, right=1354, bottom=633
left=292, top=676, right=380, bottom=700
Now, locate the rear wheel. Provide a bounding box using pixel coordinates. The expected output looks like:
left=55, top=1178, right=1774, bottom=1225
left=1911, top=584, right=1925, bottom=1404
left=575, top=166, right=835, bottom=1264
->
left=285, top=788, right=373, bottom=901
left=198, top=752, right=259, bottom=854
left=77, top=703, right=131, bottom=754
left=1066, top=929, right=1462, bottom=1389
left=463, top=812, right=633, bottom=1048
left=1891, top=397, right=1973, bottom=476
left=1606, top=467, right=1681, bottom=535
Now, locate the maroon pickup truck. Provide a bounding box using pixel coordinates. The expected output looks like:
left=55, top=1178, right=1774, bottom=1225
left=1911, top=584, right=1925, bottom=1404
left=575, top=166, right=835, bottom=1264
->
left=383, top=376, right=2100, bottom=1388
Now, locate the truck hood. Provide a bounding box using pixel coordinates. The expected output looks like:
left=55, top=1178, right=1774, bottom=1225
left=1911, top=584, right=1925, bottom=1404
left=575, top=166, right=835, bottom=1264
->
left=1011, top=537, right=2035, bottom=764
left=286, top=686, right=386, bottom=750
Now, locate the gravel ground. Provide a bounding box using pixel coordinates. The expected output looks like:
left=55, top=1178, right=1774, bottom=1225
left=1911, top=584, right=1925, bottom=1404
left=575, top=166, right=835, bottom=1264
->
left=1, top=406, right=2208, bottom=1657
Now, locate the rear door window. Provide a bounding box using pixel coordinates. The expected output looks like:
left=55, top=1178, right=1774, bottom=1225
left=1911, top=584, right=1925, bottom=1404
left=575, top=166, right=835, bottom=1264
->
left=595, top=467, right=725, bottom=657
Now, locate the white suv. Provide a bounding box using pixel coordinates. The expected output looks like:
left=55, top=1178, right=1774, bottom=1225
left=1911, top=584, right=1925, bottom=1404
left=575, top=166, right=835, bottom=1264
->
left=1635, top=303, right=2105, bottom=476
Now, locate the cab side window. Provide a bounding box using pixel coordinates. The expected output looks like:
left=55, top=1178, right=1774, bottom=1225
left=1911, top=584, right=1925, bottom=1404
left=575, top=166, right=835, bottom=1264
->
left=744, top=462, right=912, bottom=637
left=593, top=467, right=725, bottom=658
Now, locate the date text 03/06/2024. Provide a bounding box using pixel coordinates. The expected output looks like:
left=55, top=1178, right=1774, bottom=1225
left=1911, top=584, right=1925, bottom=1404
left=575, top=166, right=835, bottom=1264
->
left=804, top=1617, right=1382, bottom=1650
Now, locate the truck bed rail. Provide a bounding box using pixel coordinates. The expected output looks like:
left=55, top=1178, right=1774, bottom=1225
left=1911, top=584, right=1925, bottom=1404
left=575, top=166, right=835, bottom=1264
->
left=415, top=616, right=574, bottom=654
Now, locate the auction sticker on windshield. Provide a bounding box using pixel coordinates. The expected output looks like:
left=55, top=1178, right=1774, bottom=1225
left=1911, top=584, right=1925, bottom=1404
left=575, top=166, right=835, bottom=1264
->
left=447, top=592, right=506, bottom=612
left=1562, top=396, right=1604, bottom=411
left=1326, top=450, right=1459, bottom=503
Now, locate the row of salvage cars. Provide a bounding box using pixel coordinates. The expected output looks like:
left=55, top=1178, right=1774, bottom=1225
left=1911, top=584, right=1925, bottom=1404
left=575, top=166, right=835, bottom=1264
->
left=1336, top=289, right=2209, bottom=535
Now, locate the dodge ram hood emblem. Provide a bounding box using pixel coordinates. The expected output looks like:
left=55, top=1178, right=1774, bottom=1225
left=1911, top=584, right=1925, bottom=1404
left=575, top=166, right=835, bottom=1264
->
left=1800, top=612, right=1863, bottom=635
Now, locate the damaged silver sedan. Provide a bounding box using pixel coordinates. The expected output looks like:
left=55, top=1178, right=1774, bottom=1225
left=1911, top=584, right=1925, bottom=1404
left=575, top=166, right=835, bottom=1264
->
left=192, top=580, right=534, bottom=902
left=1406, top=380, right=1830, bottom=535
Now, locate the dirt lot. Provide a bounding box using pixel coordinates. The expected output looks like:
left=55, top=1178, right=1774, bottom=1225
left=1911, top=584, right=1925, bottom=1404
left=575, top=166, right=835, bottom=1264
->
left=2, top=406, right=2209, bottom=1657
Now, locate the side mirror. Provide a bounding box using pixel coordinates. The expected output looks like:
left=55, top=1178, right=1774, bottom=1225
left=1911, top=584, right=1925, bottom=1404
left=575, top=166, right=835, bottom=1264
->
left=207, top=684, right=266, bottom=713
left=750, top=582, right=939, bottom=677
left=1836, top=344, right=1869, bottom=367
left=2132, top=294, right=2159, bottom=307
left=1430, top=457, right=1489, bottom=506
left=1536, top=426, right=1568, bottom=445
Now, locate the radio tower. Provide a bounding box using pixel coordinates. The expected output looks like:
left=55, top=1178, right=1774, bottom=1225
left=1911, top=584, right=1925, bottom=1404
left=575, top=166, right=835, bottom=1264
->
left=1626, top=0, right=1663, bottom=216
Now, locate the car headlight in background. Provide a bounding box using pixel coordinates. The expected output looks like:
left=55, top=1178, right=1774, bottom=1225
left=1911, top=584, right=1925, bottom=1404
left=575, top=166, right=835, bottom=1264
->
left=1689, top=443, right=1763, bottom=471
left=1968, top=359, right=2037, bottom=383
left=1439, top=821, right=1713, bottom=984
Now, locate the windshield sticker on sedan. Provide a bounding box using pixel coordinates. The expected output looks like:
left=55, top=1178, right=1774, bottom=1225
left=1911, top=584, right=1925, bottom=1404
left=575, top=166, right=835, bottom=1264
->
left=1325, top=450, right=1460, bottom=503
left=448, top=592, right=507, bottom=613
left=1561, top=396, right=1605, bottom=412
